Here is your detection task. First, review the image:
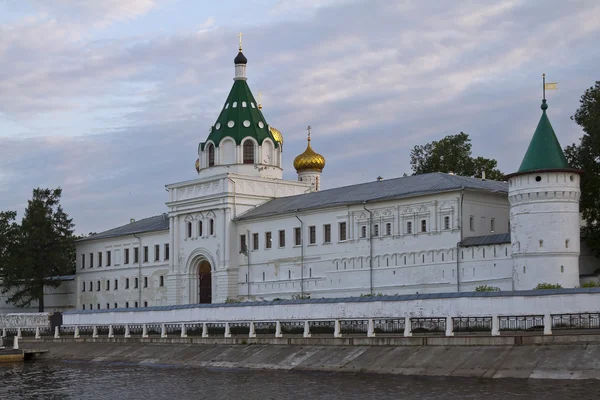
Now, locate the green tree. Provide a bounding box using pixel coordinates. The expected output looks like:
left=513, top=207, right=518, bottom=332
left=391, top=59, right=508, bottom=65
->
left=564, top=81, right=600, bottom=257
left=0, top=188, right=76, bottom=311
left=410, top=132, right=504, bottom=180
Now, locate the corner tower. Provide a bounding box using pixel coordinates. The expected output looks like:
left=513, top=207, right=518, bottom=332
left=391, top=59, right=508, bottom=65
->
left=196, top=38, right=283, bottom=179
left=507, top=95, right=582, bottom=290
left=293, top=126, right=325, bottom=191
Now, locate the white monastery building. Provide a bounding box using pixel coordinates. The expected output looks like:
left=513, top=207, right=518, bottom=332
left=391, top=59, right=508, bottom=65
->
left=73, top=43, right=599, bottom=311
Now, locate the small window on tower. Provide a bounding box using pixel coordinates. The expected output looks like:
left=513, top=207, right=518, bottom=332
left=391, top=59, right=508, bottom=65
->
left=207, top=144, right=215, bottom=167
left=243, top=141, right=255, bottom=164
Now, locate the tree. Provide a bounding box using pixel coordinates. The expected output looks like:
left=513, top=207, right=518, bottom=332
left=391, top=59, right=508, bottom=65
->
left=0, top=188, right=76, bottom=311
left=564, top=81, right=600, bottom=257
left=410, top=132, right=504, bottom=180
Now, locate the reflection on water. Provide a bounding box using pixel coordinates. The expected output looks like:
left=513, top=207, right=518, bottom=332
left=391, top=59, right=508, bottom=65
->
left=1, top=361, right=599, bottom=400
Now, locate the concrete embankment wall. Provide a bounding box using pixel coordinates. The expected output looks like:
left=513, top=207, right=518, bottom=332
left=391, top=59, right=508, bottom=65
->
left=20, top=336, right=600, bottom=380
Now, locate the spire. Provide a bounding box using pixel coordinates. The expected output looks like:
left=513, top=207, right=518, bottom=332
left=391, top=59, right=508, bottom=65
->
left=234, top=32, right=247, bottom=80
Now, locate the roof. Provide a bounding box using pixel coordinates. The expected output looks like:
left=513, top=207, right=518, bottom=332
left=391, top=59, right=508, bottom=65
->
left=77, top=214, right=169, bottom=242
left=460, top=233, right=511, bottom=247
left=236, top=172, right=508, bottom=221
left=516, top=100, right=572, bottom=174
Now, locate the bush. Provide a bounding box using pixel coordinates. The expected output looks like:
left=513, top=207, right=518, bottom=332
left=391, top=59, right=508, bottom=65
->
left=581, top=281, right=600, bottom=288
left=225, top=297, right=241, bottom=304
left=475, top=285, right=501, bottom=292
left=534, top=283, right=563, bottom=290
left=360, top=293, right=384, bottom=297
left=291, top=293, right=311, bottom=300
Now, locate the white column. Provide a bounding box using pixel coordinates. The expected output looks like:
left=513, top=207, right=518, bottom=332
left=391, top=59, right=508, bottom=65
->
left=224, top=323, right=231, bottom=338
left=367, top=319, right=375, bottom=338
left=303, top=321, right=311, bottom=338
left=161, top=324, right=167, bottom=338
left=445, top=316, right=454, bottom=337
left=202, top=323, right=208, bottom=338
left=35, top=327, right=41, bottom=339
left=12, top=336, right=19, bottom=350
left=491, top=315, right=500, bottom=336
left=543, top=314, right=552, bottom=336
left=334, top=320, right=342, bottom=338
left=73, top=326, right=79, bottom=339
left=16, top=328, right=22, bottom=339
left=92, top=326, right=98, bottom=338
left=1, top=328, right=6, bottom=337
left=404, top=317, right=412, bottom=337
left=275, top=321, right=282, bottom=338
left=142, top=324, right=148, bottom=338
left=124, top=325, right=131, bottom=338
left=108, top=325, right=114, bottom=338
left=249, top=322, right=256, bottom=338
left=54, top=326, right=60, bottom=339
left=181, top=323, right=187, bottom=338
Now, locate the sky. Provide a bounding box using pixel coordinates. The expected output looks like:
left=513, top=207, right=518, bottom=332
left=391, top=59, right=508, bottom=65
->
left=0, top=0, right=599, bottom=235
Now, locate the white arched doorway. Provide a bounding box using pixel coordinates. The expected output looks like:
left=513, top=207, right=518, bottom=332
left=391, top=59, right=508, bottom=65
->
left=186, top=249, right=215, bottom=305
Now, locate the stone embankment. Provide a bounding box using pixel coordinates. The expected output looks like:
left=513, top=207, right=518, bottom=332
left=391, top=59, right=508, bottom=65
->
left=19, top=334, right=600, bottom=380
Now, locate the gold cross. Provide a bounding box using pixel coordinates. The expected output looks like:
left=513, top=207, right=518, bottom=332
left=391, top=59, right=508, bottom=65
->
left=237, top=32, right=244, bottom=51
left=257, top=90, right=262, bottom=109
left=307, top=125, right=312, bottom=141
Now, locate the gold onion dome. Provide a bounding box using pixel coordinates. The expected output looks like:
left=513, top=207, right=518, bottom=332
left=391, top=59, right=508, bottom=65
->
left=269, top=126, right=284, bottom=147
left=293, top=128, right=325, bottom=172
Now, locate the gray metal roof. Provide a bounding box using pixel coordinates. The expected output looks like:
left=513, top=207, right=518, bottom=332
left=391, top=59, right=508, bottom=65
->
left=77, top=214, right=169, bottom=242
left=236, top=172, right=508, bottom=221
left=460, top=233, right=511, bottom=247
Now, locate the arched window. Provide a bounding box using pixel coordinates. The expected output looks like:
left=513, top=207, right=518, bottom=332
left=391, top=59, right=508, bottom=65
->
left=187, top=222, right=192, bottom=238
left=207, top=144, right=215, bottom=167
left=210, top=219, right=214, bottom=235
left=198, top=220, right=203, bottom=237
left=243, top=141, right=255, bottom=164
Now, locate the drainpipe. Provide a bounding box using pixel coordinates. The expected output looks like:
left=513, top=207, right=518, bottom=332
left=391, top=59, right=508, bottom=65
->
left=295, top=211, right=305, bottom=298
left=133, top=233, right=142, bottom=306
left=456, top=187, right=464, bottom=292
left=363, top=202, right=374, bottom=295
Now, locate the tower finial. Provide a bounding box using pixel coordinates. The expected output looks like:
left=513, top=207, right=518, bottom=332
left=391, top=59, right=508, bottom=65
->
left=257, top=90, right=263, bottom=109
left=307, top=125, right=312, bottom=141
left=542, top=73, right=546, bottom=101
left=237, top=32, right=244, bottom=51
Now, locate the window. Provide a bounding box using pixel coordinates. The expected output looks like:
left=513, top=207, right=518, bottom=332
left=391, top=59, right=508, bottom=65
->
left=90, top=253, right=94, bottom=268
left=279, top=230, right=285, bottom=247
left=89, top=281, right=92, bottom=291
left=198, top=221, right=203, bottom=236
left=207, top=144, right=215, bottom=167
left=210, top=219, right=214, bottom=235
left=97, top=304, right=100, bottom=310
left=539, top=240, right=544, bottom=248
left=143, top=246, right=148, bottom=262
left=89, top=304, right=92, bottom=310
left=106, top=303, right=110, bottom=309
left=97, top=281, right=100, bottom=291
left=106, top=280, right=110, bottom=291
left=253, top=233, right=259, bottom=250
left=262, top=272, right=265, bottom=281
left=187, top=222, right=192, bottom=238
left=144, top=301, right=148, bottom=307
left=361, top=226, right=367, bottom=238
left=107, top=251, right=111, bottom=266
left=83, top=305, right=85, bottom=310
left=134, top=247, right=139, bottom=263
left=243, top=141, right=255, bottom=164
left=125, top=248, right=130, bottom=264
left=81, top=254, right=85, bottom=269
left=154, top=245, right=160, bottom=261
left=339, top=222, right=347, bottom=241
left=98, top=252, right=103, bottom=267
left=144, top=277, right=148, bottom=288
left=421, top=220, right=427, bottom=233
left=444, top=216, right=450, bottom=230
left=469, top=216, right=474, bottom=231
left=135, top=278, right=139, bottom=289
left=324, top=224, right=331, bottom=243
left=114, top=279, right=118, bottom=290
left=82, top=282, right=85, bottom=292
left=265, top=232, right=272, bottom=249
left=126, top=278, right=130, bottom=289
left=385, top=223, right=391, bottom=236
left=565, top=239, right=570, bottom=249
left=407, top=221, right=412, bottom=234
left=309, top=226, right=316, bottom=244
left=125, top=302, right=129, bottom=308
left=165, top=244, right=169, bottom=260
left=240, top=235, right=247, bottom=253
left=134, top=302, right=138, bottom=308
left=374, top=224, right=379, bottom=237
left=490, top=218, right=495, bottom=232
left=159, top=276, right=164, bottom=287
left=114, top=303, right=118, bottom=309
left=294, top=227, right=302, bottom=246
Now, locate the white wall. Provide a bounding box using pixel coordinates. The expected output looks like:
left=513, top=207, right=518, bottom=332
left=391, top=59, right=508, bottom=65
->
left=0, top=279, right=75, bottom=314
left=462, top=190, right=509, bottom=238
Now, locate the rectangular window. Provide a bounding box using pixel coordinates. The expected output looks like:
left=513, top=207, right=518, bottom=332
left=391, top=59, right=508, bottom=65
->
left=294, top=227, right=301, bottom=246
left=97, top=281, right=100, bottom=291
left=279, top=230, right=285, bottom=247
left=253, top=233, right=259, bottom=250
left=106, top=280, right=110, bottom=291
left=491, top=218, right=495, bottom=232
left=144, top=277, right=148, bottom=288
left=134, top=278, right=139, bottom=289
left=90, top=253, right=94, bottom=268
left=444, top=216, right=450, bottom=230
left=105, top=303, right=109, bottom=309
left=98, top=252, right=103, bottom=267
left=143, top=246, right=148, bottom=262
left=164, top=244, right=170, bottom=260
left=374, top=224, right=379, bottom=236
left=361, top=225, right=367, bottom=238
left=89, top=281, right=92, bottom=291
left=125, top=248, right=130, bottom=264
left=198, top=221, right=203, bottom=236
left=210, top=219, right=214, bottom=235
left=324, top=224, right=331, bottom=243
left=83, top=304, right=85, bottom=310
left=114, top=303, right=118, bottom=309
left=407, top=221, right=413, bottom=234
left=240, top=235, right=247, bottom=253
left=126, top=278, right=130, bottom=289
left=134, top=247, right=139, bottom=263
left=134, top=302, right=138, bottom=308
left=159, top=276, right=164, bottom=287
left=339, top=222, right=347, bottom=241
left=265, top=232, right=272, bottom=249
left=144, top=301, right=148, bottom=307
left=107, top=251, right=111, bottom=266
left=114, top=279, right=118, bottom=290
left=81, top=254, right=85, bottom=269
left=421, top=220, right=427, bottom=233
left=385, top=223, right=392, bottom=236
left=82, top=282, right=85, bottom=292
left=154, top=245, right=160, bottom=261
left=309, top=226, right=316, bottom=244
left=469, top=216, right=474, bottom=231
left=187, top=222, right=192, bottom=238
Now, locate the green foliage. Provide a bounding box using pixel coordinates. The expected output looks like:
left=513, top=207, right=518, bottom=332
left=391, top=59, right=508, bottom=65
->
left=225, top=297, right=241, bottom=303
left=410, top=132, right=504, bottom=180
left=475, top=285, right=501, bottom=292
left=534, top=283, right=563, bottom=290
left=581, top=281, right=600, bottom=288
left=291, top=293, right=311, bottom=300
left=565, top=81, right=600, bottom=257
left=360, top=292, right=384, bottom=297
left=0, top=188, right=76, bottom=311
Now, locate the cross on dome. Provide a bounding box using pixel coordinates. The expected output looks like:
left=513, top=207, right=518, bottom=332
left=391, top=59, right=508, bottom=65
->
left=237, top=32, right=244, bottom=51
left=307, top=125, right=312, bottom=141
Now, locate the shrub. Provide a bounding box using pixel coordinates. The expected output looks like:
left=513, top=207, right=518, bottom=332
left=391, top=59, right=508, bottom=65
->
left=534, top=283, right=563, bottom=290
left=475, top=285, right=501, bottom=292
left=291, top=293, right=311, bottom=300
left=225, top=297, right=241, bottom=304
left=581, top=281, right=600, bottom=288
left=360, top=293, right=384, bottom=297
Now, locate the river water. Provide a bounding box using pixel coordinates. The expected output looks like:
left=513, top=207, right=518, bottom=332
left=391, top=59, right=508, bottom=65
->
left=1, top=361, right=600, bottom=399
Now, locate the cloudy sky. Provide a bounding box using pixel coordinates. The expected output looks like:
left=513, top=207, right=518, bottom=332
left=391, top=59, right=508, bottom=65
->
left=0, top=0, right=599, bottom=235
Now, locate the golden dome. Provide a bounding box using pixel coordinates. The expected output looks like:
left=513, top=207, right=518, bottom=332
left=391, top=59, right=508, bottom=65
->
left=293, top=133, right=325, bottom=172
left=269, top=126, right=284, bottom=147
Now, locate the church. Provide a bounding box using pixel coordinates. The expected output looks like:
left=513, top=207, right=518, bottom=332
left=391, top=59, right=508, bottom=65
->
left=73, top=41, right=598, bottom=311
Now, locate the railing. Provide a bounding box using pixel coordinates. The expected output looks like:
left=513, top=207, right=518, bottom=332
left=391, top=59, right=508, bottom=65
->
left=551, top=313, right=600, bottom=330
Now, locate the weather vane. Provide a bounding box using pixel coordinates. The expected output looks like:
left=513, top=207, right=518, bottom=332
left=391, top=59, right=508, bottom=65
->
left=237, top=32, right=244, bottom=51
left=542, top=73, right=557, bottom=100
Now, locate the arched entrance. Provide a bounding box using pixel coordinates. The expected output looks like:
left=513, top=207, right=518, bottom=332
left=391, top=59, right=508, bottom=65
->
left=198, top=260, right=212, bottom=304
